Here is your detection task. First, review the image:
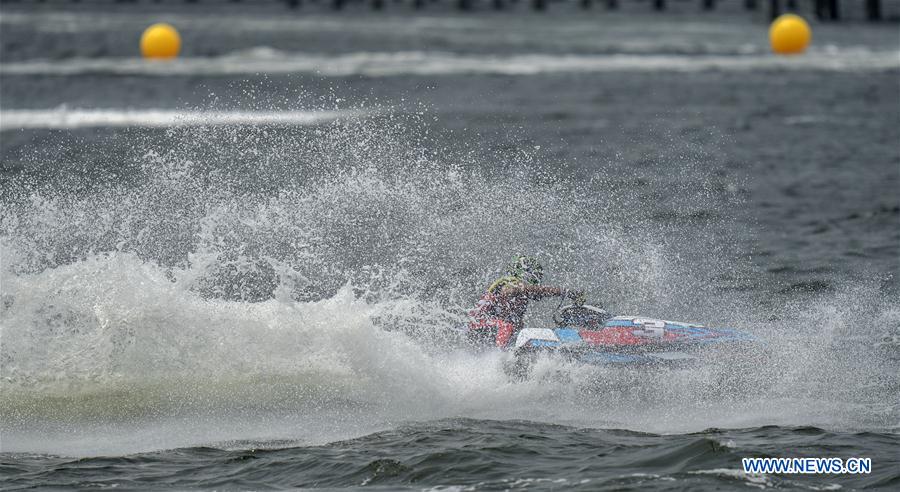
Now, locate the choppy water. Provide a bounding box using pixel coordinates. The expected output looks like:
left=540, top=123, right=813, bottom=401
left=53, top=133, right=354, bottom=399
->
left=3, top=420, right=898, bottom=490
left=1, top=3, right=899, bottom=491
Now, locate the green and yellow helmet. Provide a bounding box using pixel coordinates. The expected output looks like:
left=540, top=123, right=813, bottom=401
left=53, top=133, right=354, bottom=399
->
left=507, top=255, right=544, bottom=285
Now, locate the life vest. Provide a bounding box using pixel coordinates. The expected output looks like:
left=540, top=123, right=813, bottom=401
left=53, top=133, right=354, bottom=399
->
left=468, top=275, right=522, bottom=320
left=467, top=276, right=529, bottom=348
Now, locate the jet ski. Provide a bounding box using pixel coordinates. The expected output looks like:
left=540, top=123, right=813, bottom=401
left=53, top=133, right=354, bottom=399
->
left=505, top=303, right=759, bottom=379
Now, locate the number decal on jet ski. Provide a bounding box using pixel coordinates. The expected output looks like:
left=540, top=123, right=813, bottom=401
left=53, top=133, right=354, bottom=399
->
left=632, top=318, right=666, bottom=338
left=632, top=318, right=665, bottom=328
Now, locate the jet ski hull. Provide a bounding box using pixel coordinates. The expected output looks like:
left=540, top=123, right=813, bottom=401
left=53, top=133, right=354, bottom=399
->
left=507, top=316, right=759, bottom=379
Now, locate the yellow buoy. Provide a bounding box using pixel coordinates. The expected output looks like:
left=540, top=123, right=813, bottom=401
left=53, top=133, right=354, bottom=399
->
left=769, top=14, right=811, bottom=55
left=140, top=23, right=181, bottom=59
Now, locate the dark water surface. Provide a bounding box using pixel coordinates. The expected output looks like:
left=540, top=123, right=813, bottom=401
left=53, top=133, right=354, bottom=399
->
left=1, top=4, right=899, bottom=491
left=3, top=420, right=899, bottom=490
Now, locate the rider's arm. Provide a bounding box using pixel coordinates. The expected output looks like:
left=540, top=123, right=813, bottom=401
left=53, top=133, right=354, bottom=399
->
left=500, top=284, right=569, bottom=300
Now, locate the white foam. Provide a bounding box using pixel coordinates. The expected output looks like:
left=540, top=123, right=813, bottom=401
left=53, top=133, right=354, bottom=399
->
left=1, top=109, right=897, bottom=457
left=0, top=108, right=364, bottom=130
left=2, top=49, right=898, bottom=78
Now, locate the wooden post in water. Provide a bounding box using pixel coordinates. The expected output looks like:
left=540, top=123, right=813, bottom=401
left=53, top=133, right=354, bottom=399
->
left=828, top=0, right=839, bottom=20
left=815, top=0, right=826, bottom=19
left=866, top=0, right=882, bottom=21
left=817, top=0, right=840, bottom=20
left=654, top=0, right=665, bottom=11
left=814, top=0, right=841, bottom=20
left=769, top=0, right=780, bottom=20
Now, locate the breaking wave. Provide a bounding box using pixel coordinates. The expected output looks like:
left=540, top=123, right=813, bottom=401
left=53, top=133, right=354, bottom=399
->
left=1, top=102, right=897, bottom=456
left=0, top=108, right=366, bottom=131
left=2, top=47, right=899, bottom=78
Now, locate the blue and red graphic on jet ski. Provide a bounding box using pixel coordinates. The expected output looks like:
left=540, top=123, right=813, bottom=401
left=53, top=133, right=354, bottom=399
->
left=504, top=304, right=758, bottom=374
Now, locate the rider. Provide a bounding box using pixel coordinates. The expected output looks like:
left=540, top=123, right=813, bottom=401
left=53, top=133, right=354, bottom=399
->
left=467, top=255, right=584, bottom=348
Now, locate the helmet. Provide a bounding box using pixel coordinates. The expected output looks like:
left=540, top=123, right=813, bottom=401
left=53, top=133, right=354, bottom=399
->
left=507, top=255, right=543, bottom=285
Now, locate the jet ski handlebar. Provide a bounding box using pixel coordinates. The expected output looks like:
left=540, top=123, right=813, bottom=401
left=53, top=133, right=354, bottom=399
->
left=553, top=303, right=613, bottom=329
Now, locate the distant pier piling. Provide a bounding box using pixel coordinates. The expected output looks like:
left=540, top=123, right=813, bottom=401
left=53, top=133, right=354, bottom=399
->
left=768, top=0, right=861, bottom=20
left=3, top=0, right=890, bottom=22
left=867, top=0, right=883, bottom=19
